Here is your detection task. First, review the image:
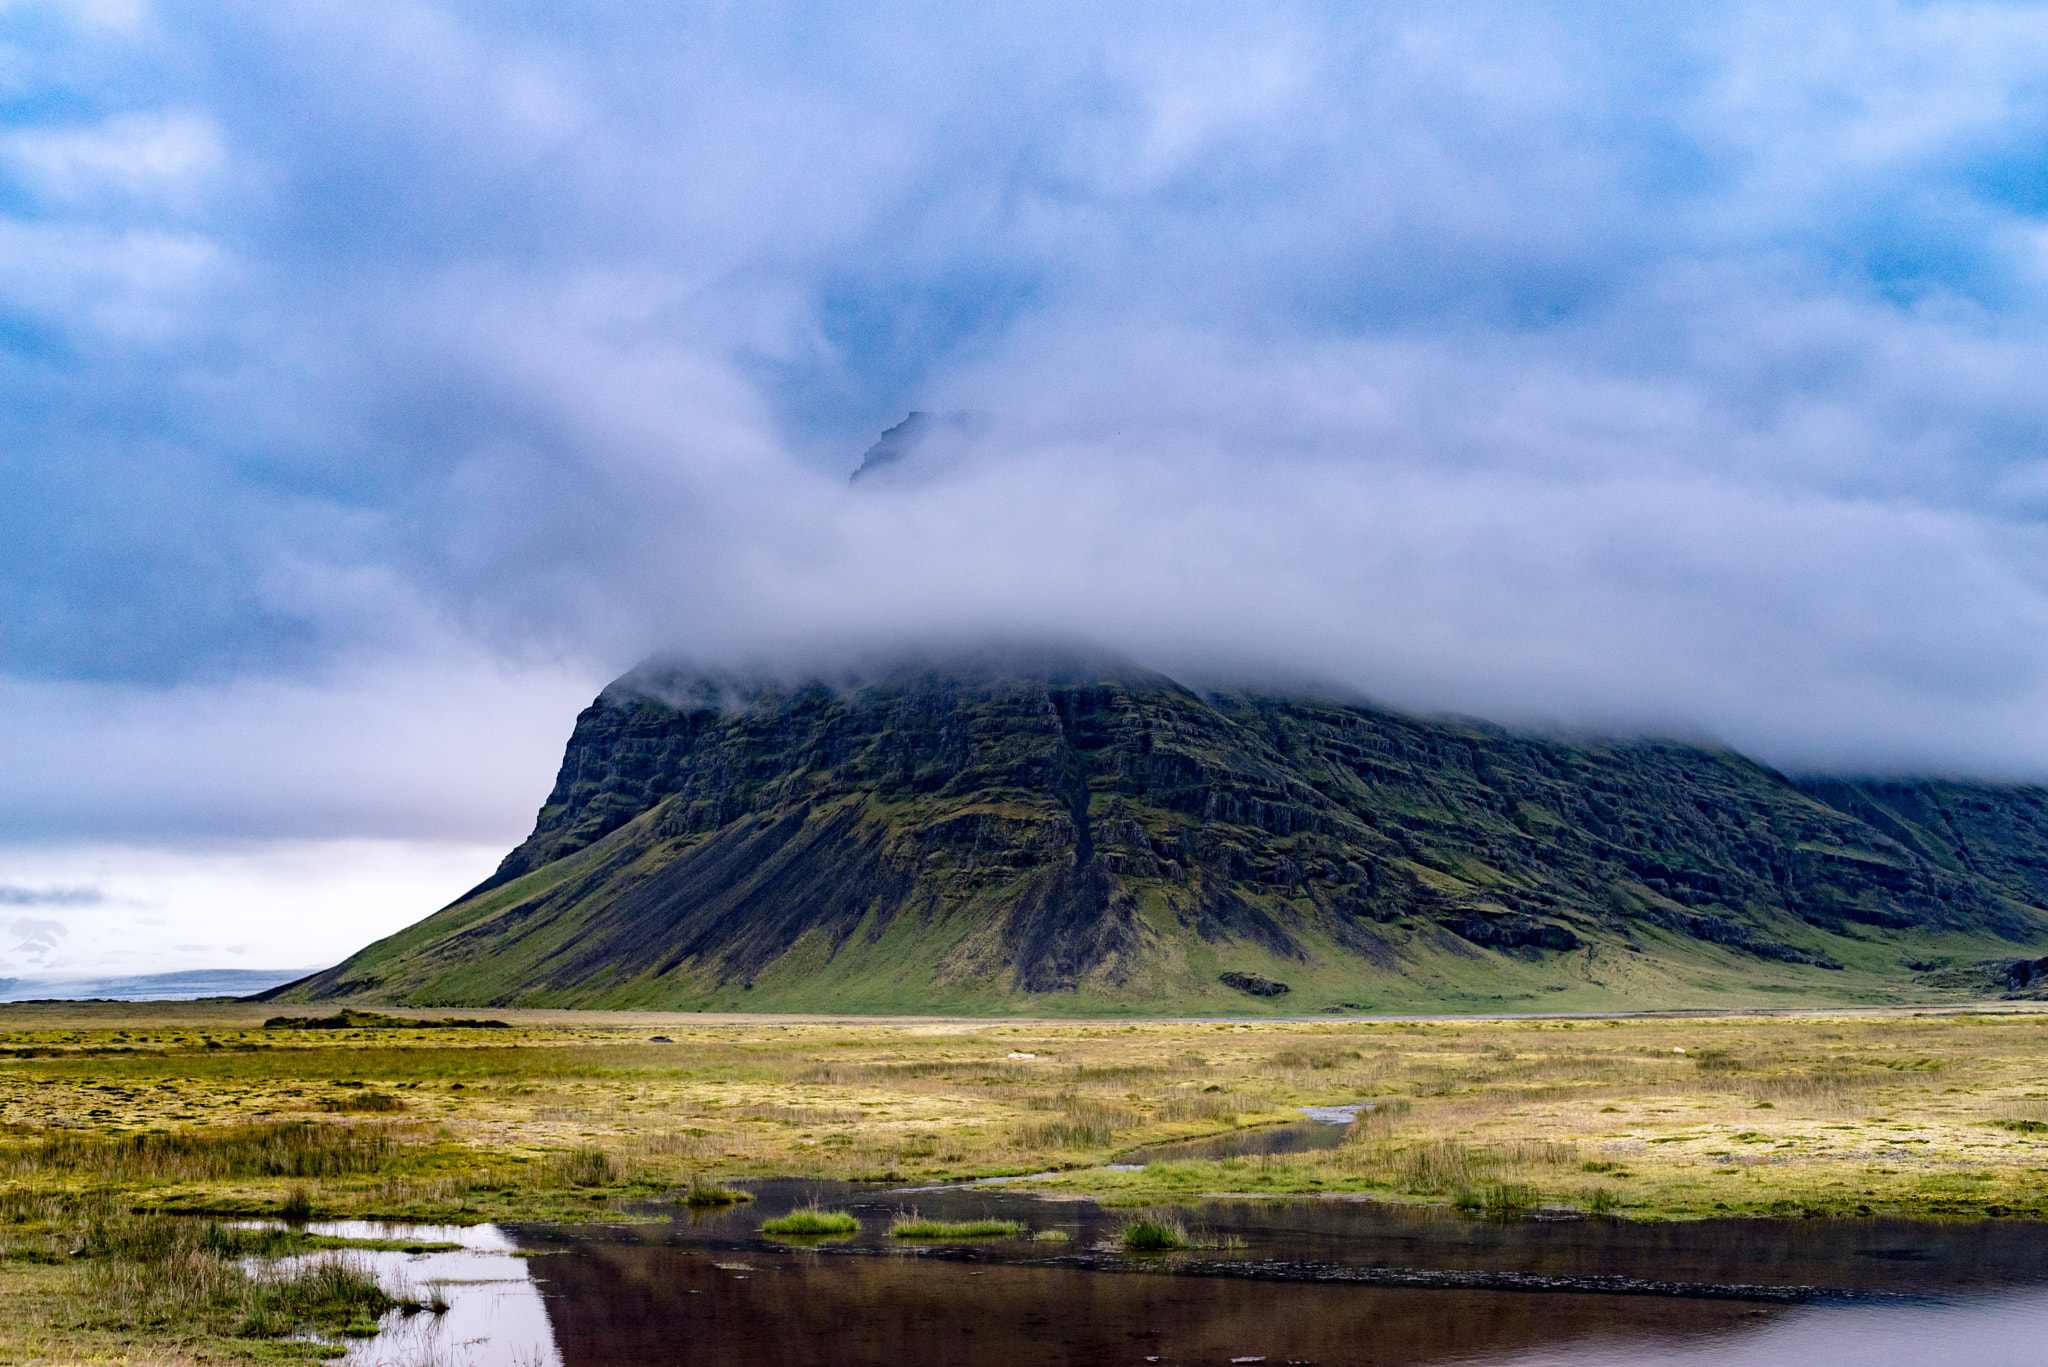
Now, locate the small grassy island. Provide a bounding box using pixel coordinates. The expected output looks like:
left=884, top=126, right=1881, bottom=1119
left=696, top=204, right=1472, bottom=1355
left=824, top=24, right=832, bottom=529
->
left=1118, top=1213, right=1193, bottom=1251
left=761, top=1207, right=860, bottom=1237
left=8, top=997, right=2048, bottom=1358
left=890, top=1216, right=1023, bottom=1239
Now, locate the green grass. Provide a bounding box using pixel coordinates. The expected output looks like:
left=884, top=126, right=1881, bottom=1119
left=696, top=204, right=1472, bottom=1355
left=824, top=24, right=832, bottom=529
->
left=552, top=1146, right=616, bottom=1187
left=760, top=1207, right=858, bottom=1237
left=73, top=1212, right=418, bottom=1341
left=16, top=1000, right=2048, bottom=1363
left=20, top=1121, right=404, bottom=1182
left=1118, top=1213, right=1191, bottom=1252
left=889, top=1216, right=1022, bottom=1239
left=237, top=1257, right=402, bottom=1339
left=278, top=1186, right=314, bottom=1222
left=15, top=1000, right=2048, bottom=1235
left=679, top=1178, right=753, bottom=1207
left=1453, top=1181, right=1540, bottom=1215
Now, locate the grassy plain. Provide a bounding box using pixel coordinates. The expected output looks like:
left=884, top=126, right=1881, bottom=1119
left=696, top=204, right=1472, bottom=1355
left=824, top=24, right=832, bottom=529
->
left=7, top=998, right=2048, bottom=1360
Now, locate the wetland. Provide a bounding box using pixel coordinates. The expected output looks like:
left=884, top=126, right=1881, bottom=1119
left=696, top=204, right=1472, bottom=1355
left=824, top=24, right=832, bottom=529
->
left=7, top=999, right=2048, bottom=1363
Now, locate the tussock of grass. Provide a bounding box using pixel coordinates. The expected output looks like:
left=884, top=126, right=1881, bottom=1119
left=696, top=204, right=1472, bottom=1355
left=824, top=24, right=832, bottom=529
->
left=551, top=1147, right=616, bottom=1187
left=1155, top=1092, right=1237, bottom=1125
left=1335, top=1133, right=1581, bottom=1199
left=680, top=1178, right=752, bottom=1207
left=279, top=1185, right=314, bottom=1221
left=1585, top=1186, right=1623, bottom=1214
left=1118, top=1213, right=1190, bottom=1252
left=889, top=1215, right=1022, bottom=1239
left=760, top=1206, right=858, bottom=1237
left=1011, top=1095, right=1142, bottom=1152
left=1015, top=1118, right=1115, bottom=1149
left=237, top=1256, right=399, bottom=1339
left=1453, top=1181, right=1539, bottom=1215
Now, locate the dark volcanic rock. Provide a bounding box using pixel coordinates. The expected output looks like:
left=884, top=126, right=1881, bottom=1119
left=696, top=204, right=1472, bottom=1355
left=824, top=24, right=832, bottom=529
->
left=1220, top=971, right=1291, bottom=997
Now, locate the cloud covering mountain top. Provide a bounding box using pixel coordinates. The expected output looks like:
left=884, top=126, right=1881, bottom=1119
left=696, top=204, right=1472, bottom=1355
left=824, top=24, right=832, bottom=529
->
left=7, top=0, right=2048, bottom=891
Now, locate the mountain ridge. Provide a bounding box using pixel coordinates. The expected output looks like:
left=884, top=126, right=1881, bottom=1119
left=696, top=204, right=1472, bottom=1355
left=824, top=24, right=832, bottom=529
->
left=264, top=647, right=2048, bottom=1014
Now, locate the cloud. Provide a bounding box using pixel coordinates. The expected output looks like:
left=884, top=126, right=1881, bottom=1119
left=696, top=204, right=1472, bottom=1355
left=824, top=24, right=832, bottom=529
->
left=0, top=655, right=595, bottom=842
left=0, top=886, right=101, bottom=906
left=0, top=839, right=505, bottom=978
left=2, top=0, right=2048, bottom=880
left=0, top=111, right=223, bottom=207
left=7, top=916, right=66, bottom=963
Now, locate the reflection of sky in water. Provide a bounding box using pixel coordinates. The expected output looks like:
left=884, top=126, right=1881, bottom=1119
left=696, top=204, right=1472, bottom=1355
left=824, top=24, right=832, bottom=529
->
left=240, top=1200, right=2048, bottom=1366
left=1108, top=1104, right=1366, bottom=1167
left=290, top=1222, right=561, bottom=1367
left=1495, top=1289, right=2048, bottom=1367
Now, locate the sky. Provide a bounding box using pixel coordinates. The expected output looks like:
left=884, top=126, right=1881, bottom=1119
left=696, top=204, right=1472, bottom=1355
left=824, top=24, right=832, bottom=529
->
left=6, top=1, right=2048, bottom=986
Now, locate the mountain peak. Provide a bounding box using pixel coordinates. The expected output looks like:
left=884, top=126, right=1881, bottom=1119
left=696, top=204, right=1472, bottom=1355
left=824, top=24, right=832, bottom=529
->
left=849, top=410, right=989, bottom=484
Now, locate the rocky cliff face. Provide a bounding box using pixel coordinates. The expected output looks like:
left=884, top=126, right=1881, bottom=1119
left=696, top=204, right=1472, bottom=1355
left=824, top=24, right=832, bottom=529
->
left=268, top=648, right=2048, bottom=1013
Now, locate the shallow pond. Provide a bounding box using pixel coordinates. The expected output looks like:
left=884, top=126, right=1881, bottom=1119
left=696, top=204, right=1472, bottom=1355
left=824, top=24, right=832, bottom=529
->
left=327, top=1183, right=2048, bottom=1365
left=264, top=1220, right=562, bottom=1367
left=1108, top=1104, right=1366, bottom=1167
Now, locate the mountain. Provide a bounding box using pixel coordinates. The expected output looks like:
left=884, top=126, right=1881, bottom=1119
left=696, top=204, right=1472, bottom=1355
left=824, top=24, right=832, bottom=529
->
left=847, top=410, right=988, bottom=483
left=264, top=647, right=2048, bottom=1014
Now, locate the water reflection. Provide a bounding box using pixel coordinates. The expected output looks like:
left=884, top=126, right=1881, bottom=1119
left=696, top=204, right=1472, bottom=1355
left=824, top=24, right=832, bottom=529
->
left=532, top=1244, right=1771, bottom=1366
left=1113, top=1105, right=1364, bottom=1167
left=281, top=1221, right=562, bottom=1367
left=316, top=1186, right=2048, bottom=1365
left=554, top=1180, right=2048, bottom=1300
left=528, top=1185, right=2048, bottom=1365
left=1489, top=1291, right=2048, bottom=1367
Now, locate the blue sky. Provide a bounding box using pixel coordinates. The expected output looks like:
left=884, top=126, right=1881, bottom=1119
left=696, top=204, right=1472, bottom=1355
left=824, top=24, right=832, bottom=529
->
left=6, top=1, right=2048, bottom=980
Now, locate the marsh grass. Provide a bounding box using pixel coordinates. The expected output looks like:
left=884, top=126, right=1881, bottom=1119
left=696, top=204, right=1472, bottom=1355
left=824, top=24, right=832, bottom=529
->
left=73, top=1213, right=409, bottom=1340
left=760, top=1206, right=858, bottom=1237
left=1584, top=1185, right=1623, bottom=1214
left=1155, top=1092, right=1238, bottom=1125
left=550, top=1147, right=615, bottom=1188
left=889, top=1214, right=1022, bottom=1239
left=679, top=1177, right=752, bottom=1207
left=12, top=1121, right=405, bottom=1182
left=1118, top=1213, right=1190, bottom=1252
left=10, top=1001, right=2048, bottom=1251
left=1335, top=1134, right=1581, bottom=1198
left=238, top=1256, right=400, bottom=1338
left=1452, top=1182, right=1540, bottom=1215
left=279, top=1186, right=314, bottom=1221
left=1015, top=1117, right=1116, bottom=1149
left=1013, top=1093, right=1143, bottom=1152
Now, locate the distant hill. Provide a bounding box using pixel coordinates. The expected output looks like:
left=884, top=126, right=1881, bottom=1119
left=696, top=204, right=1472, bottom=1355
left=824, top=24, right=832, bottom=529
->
left=262, top=648, right=2048, bottom=1014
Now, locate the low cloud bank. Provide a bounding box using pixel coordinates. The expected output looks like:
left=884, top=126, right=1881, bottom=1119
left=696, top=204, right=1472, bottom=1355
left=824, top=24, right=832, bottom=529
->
left=0, top=838, right=509, bottom=980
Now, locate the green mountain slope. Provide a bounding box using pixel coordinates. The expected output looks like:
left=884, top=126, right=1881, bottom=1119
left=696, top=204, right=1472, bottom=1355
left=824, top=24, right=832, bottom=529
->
left=266, top=648, right=2048, bottom=1014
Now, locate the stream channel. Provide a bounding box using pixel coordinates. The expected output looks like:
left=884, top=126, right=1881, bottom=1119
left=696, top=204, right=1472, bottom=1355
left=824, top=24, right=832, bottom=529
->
left=304, top=1113, right=2048, bottom=1367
